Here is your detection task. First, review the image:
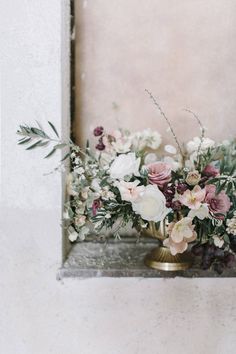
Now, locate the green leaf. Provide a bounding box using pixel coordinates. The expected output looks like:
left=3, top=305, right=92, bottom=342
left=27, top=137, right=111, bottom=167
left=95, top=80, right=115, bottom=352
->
left=54, top=143, right=67, bottom=149
left=48, top=121, right=59, bottom=138
left=224, top=234, right=230, bottom=244
left=26, top=140, right=42, bottom=150
left=61, top=153, right=70, bottom=162
left=18, top=137, right=31, bottom=145
left=38, top=141, right=49, bottom=147
left=44, top=148, right=56, bottom=158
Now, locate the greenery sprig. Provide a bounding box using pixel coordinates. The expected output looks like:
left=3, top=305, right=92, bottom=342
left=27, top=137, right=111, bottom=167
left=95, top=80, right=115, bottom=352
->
left=17, top=121, right=73, bottom=160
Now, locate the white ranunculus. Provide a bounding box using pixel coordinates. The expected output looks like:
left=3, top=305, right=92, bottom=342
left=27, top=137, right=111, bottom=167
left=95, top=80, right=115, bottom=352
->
left=132, top=185, right=168, bottom=222
left=186, top=137, right=215, bottom=154
left=188, top=203, right=209, bottom=220
left=115, top=180, right=145, bottom=202
left=109, top=153, right=140, bottom=180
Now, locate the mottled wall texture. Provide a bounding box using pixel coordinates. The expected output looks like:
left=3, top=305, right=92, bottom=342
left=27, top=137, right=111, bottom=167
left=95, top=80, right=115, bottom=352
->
left=75, top=0, right=236, bottom=146
left=1, top=1, right=236, bottom=354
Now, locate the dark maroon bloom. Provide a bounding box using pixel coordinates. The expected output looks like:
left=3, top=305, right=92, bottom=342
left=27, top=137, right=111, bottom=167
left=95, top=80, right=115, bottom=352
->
left=92, top=199, right=101, bottom=216
left=176, top=183, right=188, bottom=195
left=96, top=137, right=105, bottom=151
left=203, top=164, right=220, bottom=178
left=93, top=126, right=104, bottom=137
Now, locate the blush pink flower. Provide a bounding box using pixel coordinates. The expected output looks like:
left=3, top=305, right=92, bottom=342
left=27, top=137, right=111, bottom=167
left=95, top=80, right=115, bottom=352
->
left=163, top=217, right=197, bottom=255
left=147, top=162, right=172, bottom=188
left=205, top=184, right=231, bottom=220
left=179, top=185, right=206, bottom=210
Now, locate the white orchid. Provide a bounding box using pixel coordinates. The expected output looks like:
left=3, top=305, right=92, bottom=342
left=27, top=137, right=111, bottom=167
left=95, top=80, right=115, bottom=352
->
left=188, top=204, right=209, bottom=220
left=115, top=180, right=145, bottom=202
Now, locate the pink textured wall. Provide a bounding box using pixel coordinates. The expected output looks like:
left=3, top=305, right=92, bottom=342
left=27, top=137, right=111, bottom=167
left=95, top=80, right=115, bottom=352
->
left=75, top=0, right=236, bottom=146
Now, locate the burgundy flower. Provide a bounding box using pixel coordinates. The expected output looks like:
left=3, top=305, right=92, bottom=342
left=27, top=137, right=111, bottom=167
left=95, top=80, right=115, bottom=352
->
left=96, top=137, right=105, bottom=151
left=205, top=184, right=231, bottom=220
left=176, top=183, right=188, bottom=195
left=147, top=162, right=172, bottom=188
left=93, top=126, right=104, bottom=137
left=203, top=165, right=220, bottom=178
left=92, top=199, right=101, bottom=216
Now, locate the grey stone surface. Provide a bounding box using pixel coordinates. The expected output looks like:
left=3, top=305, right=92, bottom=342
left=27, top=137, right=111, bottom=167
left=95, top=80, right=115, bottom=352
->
left=58, top=239, right=236, bottom=279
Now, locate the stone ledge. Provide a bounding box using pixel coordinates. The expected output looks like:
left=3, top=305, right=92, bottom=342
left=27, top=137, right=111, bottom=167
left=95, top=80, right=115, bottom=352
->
left=58, top=240, right=236, bottom=279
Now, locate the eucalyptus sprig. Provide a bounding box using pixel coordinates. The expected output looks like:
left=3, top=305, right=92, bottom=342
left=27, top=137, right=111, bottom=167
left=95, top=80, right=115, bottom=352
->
left=17, top=121, right=74, bottom=160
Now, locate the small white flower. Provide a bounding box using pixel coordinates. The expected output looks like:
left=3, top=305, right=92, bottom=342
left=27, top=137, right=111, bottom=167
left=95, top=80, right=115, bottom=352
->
left=81, top=186, right=90, bottom=200
left=105, top=213, right=111, bottom=219
left=91, top=178, right=102, bottom=193
left=163, top=156, right=181, bottom=172
left=74, top=167, right=85, bottom=175
left=186, top=137, right=215, bottom=154
left=78, top=226, right=90, bottom=241
left=68, top=229, right=78, bottom=242
left=131, top=129, right=162, bottom=150
left=212, top=235, right=224, bottom=248
left=188, top=204, right=209, bottom=220
left=63, top=210, right=70, bottom=219
left=132, top=185, right=168, bottom=222
left=144, top=153, right=158, bottom=164
left=226, top=212, right=236, bottom=235
left=112, top=138, right=131, bottom=154
left=66, top=174, right=78, bottom=196
left=109, top=153, right=140, bottom=180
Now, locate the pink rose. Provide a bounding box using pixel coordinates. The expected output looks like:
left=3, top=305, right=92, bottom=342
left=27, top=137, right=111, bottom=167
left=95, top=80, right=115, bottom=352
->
left=147, top=162, right=172, bottom=188
left=205, top=184, right=231, bottom=220
left=203, top=165, right=220, bottom=178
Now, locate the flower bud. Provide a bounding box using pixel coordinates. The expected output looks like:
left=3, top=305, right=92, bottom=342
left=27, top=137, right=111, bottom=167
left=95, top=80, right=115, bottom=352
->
left=185, top=170, right=201, bottom=186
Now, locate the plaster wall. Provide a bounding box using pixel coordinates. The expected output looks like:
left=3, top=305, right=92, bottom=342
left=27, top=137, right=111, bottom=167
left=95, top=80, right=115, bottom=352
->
left=75, top=0, right=236, bottom=146
left=1, top=1, right=236, bottom=354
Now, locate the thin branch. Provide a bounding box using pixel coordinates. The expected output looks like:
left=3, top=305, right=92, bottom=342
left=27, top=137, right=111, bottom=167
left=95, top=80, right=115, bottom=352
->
left=145, top=89, right=184, bottom=158
left=183, top=108, right=205, bottom=162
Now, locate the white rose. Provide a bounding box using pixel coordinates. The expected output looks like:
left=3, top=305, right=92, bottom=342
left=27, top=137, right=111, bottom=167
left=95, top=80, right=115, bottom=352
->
left=109, top=153, right=140, bottom=180
left=186, top=137, right=215, bottom=154
left=132, top=185, right=168, bottom=222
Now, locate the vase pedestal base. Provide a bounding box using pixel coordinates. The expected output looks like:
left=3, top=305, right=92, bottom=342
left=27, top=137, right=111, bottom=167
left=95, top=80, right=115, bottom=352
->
left=144, top=246, right=193, bottom=271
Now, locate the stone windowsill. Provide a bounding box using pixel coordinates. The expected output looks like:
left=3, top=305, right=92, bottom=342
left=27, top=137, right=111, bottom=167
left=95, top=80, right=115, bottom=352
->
left=58, top=238, right=236, bottom=279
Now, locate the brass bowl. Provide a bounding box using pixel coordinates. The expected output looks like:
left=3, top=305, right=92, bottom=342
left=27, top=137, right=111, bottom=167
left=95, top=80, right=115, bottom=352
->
left=145, top=246, right=192, bottom=271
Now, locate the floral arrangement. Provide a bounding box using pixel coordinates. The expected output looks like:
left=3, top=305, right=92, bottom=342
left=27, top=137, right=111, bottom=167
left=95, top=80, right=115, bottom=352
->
left=17, top=92, right=236, bottom=273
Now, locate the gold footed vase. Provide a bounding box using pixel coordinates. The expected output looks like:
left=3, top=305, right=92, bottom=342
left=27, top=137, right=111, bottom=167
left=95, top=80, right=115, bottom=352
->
left=143, top=221, right=193, bottom=271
